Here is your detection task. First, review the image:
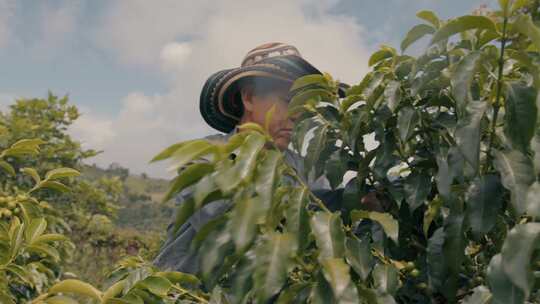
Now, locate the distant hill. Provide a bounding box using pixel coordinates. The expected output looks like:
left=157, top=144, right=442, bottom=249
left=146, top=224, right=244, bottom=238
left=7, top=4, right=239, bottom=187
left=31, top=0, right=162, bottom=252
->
left=82, top=164, right=175, bottom=232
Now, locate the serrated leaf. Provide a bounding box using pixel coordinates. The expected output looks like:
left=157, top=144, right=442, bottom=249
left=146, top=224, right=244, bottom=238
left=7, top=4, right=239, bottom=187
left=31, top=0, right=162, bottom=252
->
left=401, top=24, right=435, bottom=52
left=430, top=15, right=498, bottom=45
left=500, top=223, right=540, bottom=298
left=465, top=175, right=503, bottom=237
left=310, top=212, right=345, bottom=259
left=351, top=210, right=399, bottom=243
left=49, top=279, right=102, bottom=300
left=503, top=82, right=538, bottom=152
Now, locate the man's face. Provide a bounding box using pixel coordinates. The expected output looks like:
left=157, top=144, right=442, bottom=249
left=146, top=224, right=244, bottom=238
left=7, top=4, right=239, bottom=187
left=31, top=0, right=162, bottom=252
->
left=240, top=81, right=294, bottom=150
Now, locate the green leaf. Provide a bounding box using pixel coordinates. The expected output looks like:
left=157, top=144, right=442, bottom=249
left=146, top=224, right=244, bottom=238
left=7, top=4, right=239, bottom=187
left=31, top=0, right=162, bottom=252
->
left=21, top=167, right=41, bottom=185
left=325, top=150, right=347, bottom=189
left=255, top=150, right=282, bottom=205
left=494, top=149, right=535, bottom=215
left=487, top=254, right=525, bottom=304
left=170, top=199, right=195, bottom=237
left=151, top=142, right=187, bottom=162
left=345, top=237, right=374, bottom=280
left=368, top=47, right=395, bottom=66
left=44, top=168, right=80, bottom=180
left=167, top=140, right=216, bottom=172
left=288, top=88, right=333, bottom=114
left=500, top=223, right=540, bottom=298
left=427, top=228, right=447, bottom=291
left=253, top=232, right=297, bottom=303
left=404, top=172, right=431, bottom=211
left=372, top=263, right=400, bottom=295
left=37, top=181, right=70, bottom=193
left=162, top=162, right=214, bottom=203
left=284, top=187, right=310, bottom=253
left=454, top=100, right=488, bottom=173
left=423, top=197, right=442, bottom=236
left=290, top=74, right=330, bottom=92
left=25, top=217, right=47, bottom=244
left=216, top=133, right=266, bottom=193
left=526, top=181, right=540, bottom=219
left=5, top=264, right=31, bottom=285
left=465, top=175, right=503, bottom=237
left=137, top=276, right=172, bottom=296
left=450, top=51, right=483, bottom=115
left=513, top=14, right=540, bottom=51
left=310, top=212, right=345, bottom=259
left=397, top=106, right=419, bottom=142
left=231, top=196, right=261, bottom=252
left=430, top=15, right=498, bottom=45
left=320, top=258, right=358, bottom=301
left=304, top=125, right=329, bottom=178
left=461, top=286, right=492, bottom=304
left=401, top=24, right=435, bottom=52
left=102, top=280, right=126, bottom=302
left=417, top=10, right=440, bottom=28
left=44, top=295, right=79, bottom=304
left=27, top=243, right=60, bottom=261
left=503, top=82, right=538, bottom=152
left=0, top=161, right=15, bottom=176
left=352, top=210, right=399, bottom=243
left=49, top=279, right=102, bottom=300
left=154, top=271, right=201, bottom=286
left=384, top=80, right=401, bottom=112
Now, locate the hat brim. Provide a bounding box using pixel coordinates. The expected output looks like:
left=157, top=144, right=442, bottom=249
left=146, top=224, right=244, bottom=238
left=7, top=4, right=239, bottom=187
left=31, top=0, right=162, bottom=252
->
left=200, top=55, right=346, bottom=133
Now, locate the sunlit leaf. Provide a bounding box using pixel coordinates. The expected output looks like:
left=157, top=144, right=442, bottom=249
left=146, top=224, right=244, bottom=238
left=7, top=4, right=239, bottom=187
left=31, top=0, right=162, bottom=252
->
left=351, top=210, right=399, bottom=243
left=431, top=15, right=498, bottom=45
left=401, top=24, right=435, bottom=52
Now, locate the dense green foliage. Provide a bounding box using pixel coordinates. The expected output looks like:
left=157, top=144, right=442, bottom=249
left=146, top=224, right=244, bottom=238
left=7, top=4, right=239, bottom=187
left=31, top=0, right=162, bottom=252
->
left=3, top=1, right=540, bottom=303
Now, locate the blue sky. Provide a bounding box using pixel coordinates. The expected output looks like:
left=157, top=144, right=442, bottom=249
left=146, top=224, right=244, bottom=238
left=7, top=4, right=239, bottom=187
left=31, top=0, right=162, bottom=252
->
left=0, top=0, right=496, bottom=177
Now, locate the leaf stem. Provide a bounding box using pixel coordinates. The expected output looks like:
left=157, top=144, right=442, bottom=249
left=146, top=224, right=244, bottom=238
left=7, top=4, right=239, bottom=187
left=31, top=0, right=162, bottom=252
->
left=171, top=285, right=209, bottom=303
left=485, top=17, right=508, bottom=173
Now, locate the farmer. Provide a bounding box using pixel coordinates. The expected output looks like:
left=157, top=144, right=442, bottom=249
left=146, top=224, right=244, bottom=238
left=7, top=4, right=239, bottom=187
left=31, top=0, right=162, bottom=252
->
left=154, top=42, right=382, bottom=273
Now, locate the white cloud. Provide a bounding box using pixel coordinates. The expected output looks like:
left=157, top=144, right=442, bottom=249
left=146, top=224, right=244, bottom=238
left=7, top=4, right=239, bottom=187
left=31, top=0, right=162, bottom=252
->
left=160, top=42, right=192, bottom=71
left=83, top=0, right=372, bottom=177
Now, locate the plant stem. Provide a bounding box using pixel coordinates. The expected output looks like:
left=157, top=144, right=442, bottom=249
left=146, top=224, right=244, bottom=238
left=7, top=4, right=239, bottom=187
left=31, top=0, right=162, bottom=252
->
left=485, top=17, right=508, bottom=173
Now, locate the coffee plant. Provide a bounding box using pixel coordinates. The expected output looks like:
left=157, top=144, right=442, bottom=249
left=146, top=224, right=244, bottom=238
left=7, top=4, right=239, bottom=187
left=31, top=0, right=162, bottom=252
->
left=150, top=1, right=540, bottom=303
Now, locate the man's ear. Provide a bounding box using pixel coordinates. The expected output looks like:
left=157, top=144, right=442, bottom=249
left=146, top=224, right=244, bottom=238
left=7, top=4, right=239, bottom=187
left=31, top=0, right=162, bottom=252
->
left=240, top=85, right=255, bottom=113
